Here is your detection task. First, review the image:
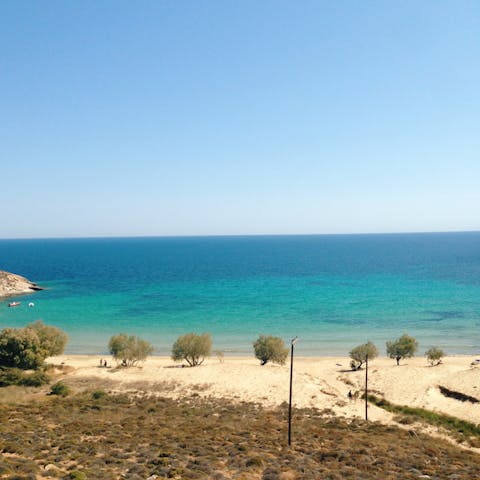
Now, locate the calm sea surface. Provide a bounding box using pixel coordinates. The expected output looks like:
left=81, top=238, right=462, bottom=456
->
left=0, top=233, right=479, bottom=356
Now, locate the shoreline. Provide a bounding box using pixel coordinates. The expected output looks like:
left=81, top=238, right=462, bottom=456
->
left=49, top=354, right=480, bottom=427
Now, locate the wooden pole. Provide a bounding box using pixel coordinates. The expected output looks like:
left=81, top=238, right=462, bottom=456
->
left=365, top=353, right=368, bottom=421
left=288, top=336, right=298, bottom=446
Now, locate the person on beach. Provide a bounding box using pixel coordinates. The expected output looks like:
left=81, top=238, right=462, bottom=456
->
left=348, top=390, right=353, bottom=400
left=100, top=358, right=103, bottom=367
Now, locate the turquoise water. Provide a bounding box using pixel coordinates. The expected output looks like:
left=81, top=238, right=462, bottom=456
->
left=0, top=233, right=479, bottom=355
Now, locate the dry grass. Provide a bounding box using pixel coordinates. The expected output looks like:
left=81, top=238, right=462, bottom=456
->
left=1, top=388, right=480, bottom=479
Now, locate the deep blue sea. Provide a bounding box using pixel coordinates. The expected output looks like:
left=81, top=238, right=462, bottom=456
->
left=1, top=233, right=479, bottom=356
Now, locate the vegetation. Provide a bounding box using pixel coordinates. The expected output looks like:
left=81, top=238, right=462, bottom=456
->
left=0, top=321, right=68, bottom=370
left=28, top=320, right=68, bottom=357
left=50, top=381, right=70, bottom=396
left=108, top=333, right=154, bottom=366
left=0, top=367, right=50, bottom=387
left=386, top=333, right=418, bottom=365
left=1, top=391, right=480, bottom=479
left=425, top=346, right=444, bottom=366
left=253, top=335, right=289, bottom=365
left=366, top=393, right=480, bottom=447
left=349, top=341, right=378, bottom=370
left=171, top=332, right=212, bottom=366
left=214, top=349, right=225, bottom=363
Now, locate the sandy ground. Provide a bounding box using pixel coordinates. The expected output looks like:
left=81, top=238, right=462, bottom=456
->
left=48, top=354, right=480, bottom=427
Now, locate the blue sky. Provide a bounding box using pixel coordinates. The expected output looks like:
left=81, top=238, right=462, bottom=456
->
left=1, top=1, right=479, bottom=238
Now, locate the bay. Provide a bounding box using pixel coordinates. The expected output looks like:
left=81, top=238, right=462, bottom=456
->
left=1, top=233, right=479, bottom=356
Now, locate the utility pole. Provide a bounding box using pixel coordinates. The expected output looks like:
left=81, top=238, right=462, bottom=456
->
left=365, top=353, right=368, bottom=421
left=288, top=336, right=298, bottom=446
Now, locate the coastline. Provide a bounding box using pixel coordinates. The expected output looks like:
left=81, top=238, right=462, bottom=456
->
left=48, top=354, right=480, bottom=427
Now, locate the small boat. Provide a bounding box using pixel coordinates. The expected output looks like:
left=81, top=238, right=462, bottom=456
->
left=8, top=301, right=21, bottom=307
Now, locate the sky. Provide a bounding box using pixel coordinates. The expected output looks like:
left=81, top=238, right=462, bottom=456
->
left=1, top=1, right=479, bottom=238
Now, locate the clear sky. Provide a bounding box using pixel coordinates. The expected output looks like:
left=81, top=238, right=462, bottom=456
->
left=1, top=1, right=479, bottom=238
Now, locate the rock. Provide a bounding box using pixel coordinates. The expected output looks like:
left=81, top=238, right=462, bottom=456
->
left=0, top=270, right=43, bottom=298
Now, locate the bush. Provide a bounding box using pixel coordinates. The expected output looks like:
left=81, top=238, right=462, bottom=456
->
left=27, top=320, right=68, bottom=357
left=349, top=341, right=378, bottom=370
left=0, top=367, right=49, bottom=387
left=172, top=333, right=212, bottom=367
left=425, top=347, right=444, bottom=366
left=386, top=333, right=418, bottom=365
left=20, top=369, right=50, bottom=387
left=0, top=322, right=68, bottom=370
left=50, top=381, right=70, bottom=396
left=92, top=390, right=107, bottom=400
left=253, top=335, right=288, bottom=366
left=108, top=334, right=154, bottom=367
left=0, top=327, right=44, bottom=369
left=0, top=367, right=24, bottom=386
left=68, top=471, right=87, bottom=480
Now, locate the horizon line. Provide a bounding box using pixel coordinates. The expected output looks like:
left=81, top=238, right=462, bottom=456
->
left=1, top=229, right=479, bottom=241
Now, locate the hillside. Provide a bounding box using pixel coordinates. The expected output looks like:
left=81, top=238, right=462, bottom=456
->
left=1, top=390, right=479, bottom=479
left=0, top=270, right=43, bottom=297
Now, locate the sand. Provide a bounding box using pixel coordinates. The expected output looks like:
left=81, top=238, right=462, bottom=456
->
left=47, top=354, right=480, bottom=427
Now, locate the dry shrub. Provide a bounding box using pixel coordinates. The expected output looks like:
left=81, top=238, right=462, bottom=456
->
left=0, top=391, right=479, bottom=479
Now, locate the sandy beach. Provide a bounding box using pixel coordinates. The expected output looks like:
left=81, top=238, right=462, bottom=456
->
left=48, top=354, right=480, bottom=427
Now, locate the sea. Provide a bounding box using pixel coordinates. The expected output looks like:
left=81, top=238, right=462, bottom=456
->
left=0, top=233, right=479, bottom=356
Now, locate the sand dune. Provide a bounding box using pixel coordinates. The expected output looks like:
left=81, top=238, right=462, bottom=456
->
left=48, top=354, right=480, bottom=427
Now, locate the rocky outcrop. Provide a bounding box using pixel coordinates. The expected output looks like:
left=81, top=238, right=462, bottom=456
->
left=0, top=270, right=43, bottom=298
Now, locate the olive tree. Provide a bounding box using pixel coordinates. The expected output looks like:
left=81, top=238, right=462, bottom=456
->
left=425, top=347, right=444, bottom=366
left=28, top=320, right=68, bottom=357
left=349, top=341, right=378, bottom=370
left=108, top=334, right=154, bottom=366
left=171, top=332, right=212, bottom=367
left=253, top=335, right=289, bottom=366
left=386, top=333, right=418, bottom=365
left=0, top=322, right=68, bottom=370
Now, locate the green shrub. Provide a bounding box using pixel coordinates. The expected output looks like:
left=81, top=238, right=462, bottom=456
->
left=349, top=341, right=378, bottom=370
left=108, top=334, right=154, bottom=366
left=68, top=471, right=87, bottom=480
left=0, top=328, right=44, bottom=369
left=0, top=322, right=68, bottom=370
left=253, top=335, right=288, bottom=366
left=20, top=369, right=50, bottom=387
left=172, top=333, right=212, bottom=367
left=425, top=347, right=444, bottom=366
left=366, top=393, right=480, bottom=445
left=0, top=367, right=50, bottom=387
left=28, top=320, right=68, bottom=357
left=0, top=367, right=24, bottom=386
left=92, top=390, right=106, bottom=400
left=50, top=381, right=70, bottom=396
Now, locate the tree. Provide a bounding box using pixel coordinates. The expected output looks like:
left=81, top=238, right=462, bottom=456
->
left=108, top=334, right=154, bottom=367
left=349, top=341, right=378, bottom=370
left=0, top=327, right=43, bottom=369
left=425, top=347, right=444, bottom=366
left=28, top=320, right=68, bottom=357
left=171, top=332, right=212, bottom=367
left=0, top=322, right=67, bottom=370
left=386, top=333, right=418, bottom=365
left=253, top=335, right=289, bottom=366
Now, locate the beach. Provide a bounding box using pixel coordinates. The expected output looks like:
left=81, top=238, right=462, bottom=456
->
left=49, top=354, right=480, bottom=428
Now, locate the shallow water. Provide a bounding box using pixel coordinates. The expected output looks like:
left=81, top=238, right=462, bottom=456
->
left=1, top=233, right=479, bottom=355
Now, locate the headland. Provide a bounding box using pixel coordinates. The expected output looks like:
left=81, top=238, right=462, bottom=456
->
left=0, top=270, right=43, bottom=298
